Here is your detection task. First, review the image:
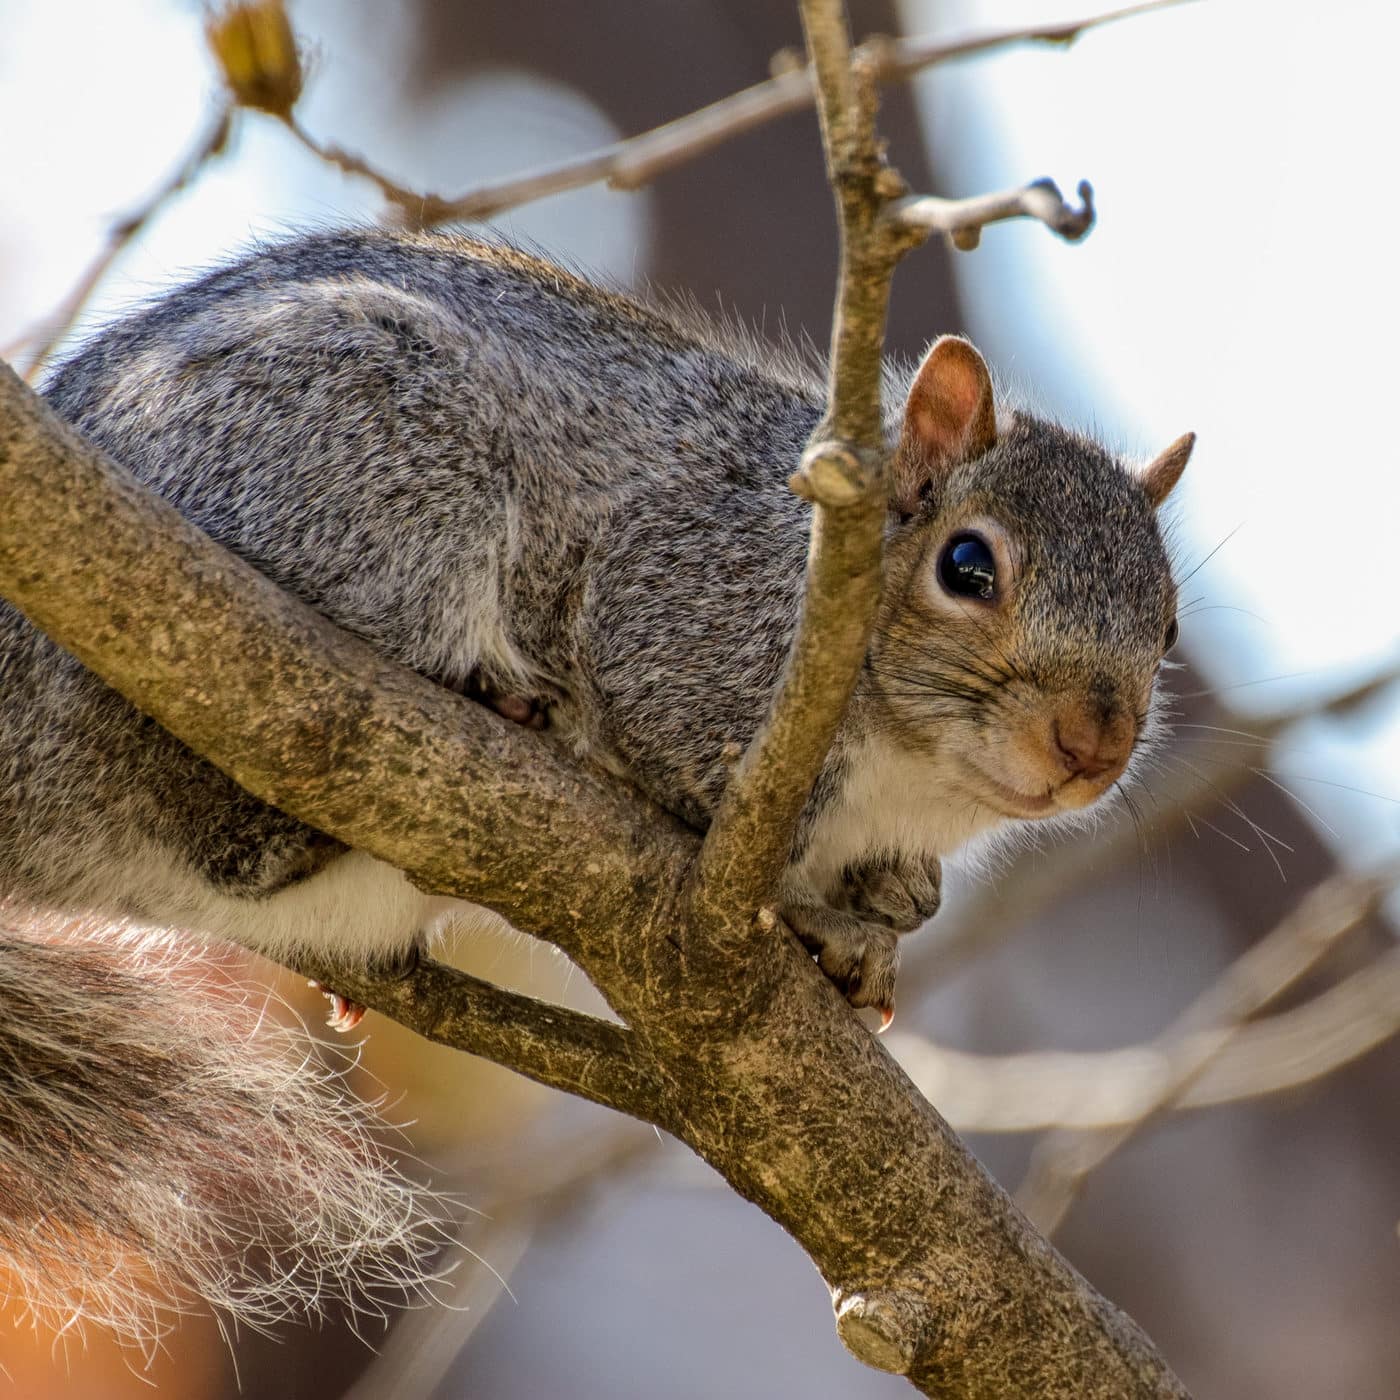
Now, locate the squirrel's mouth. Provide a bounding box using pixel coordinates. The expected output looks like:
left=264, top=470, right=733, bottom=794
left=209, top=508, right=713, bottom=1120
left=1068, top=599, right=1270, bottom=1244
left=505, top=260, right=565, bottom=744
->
left=960, top=762, right=1058, bottom=819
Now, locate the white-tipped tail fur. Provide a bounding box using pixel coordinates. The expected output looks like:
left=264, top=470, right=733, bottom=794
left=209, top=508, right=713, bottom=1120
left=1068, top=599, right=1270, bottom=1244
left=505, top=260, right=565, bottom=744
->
left=0, top=908, right=450, bottom=1358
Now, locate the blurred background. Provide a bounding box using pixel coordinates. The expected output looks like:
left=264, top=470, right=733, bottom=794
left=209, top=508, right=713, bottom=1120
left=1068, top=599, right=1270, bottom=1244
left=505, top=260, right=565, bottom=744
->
left=1, top=1, right=1397, bottom=1397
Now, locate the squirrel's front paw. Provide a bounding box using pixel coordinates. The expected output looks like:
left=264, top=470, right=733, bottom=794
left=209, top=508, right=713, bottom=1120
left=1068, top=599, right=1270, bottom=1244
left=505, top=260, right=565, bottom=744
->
left=782, top=904, right=900, bottom=1024
left=842, top=853, right=942, bottom=933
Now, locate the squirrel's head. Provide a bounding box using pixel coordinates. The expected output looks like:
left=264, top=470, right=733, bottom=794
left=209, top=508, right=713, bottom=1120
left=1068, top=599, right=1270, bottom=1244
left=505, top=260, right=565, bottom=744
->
left=870, top=336, right=1191, bottom=829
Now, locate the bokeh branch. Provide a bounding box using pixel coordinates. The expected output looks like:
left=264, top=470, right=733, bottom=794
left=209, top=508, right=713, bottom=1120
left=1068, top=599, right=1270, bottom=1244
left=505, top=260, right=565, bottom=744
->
left=10, top=0, right=1173, bottom=382
left=277, top=0, right=1187, bottom=229
left=8, top=103, right=232, bottom=382
left=893, top=938, right=1400, bottom=1133
left=1015, top=865, right=1397, bottom=1235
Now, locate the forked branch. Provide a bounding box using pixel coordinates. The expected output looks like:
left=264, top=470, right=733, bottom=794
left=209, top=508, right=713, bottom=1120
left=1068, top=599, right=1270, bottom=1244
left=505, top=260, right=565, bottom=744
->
left=278, top=0, right=1189, bottom=231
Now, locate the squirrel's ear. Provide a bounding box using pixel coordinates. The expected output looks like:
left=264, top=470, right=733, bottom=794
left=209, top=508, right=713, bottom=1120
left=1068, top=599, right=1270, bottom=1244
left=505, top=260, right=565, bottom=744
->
left=1140, top=432, right=1195, bottom=508
left=894, top=335, right=997, bottom=512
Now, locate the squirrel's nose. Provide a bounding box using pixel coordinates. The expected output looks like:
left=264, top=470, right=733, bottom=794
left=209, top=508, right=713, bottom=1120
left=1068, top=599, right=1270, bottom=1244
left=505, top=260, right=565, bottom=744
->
left=1052, top=707, right=1135, bottom=782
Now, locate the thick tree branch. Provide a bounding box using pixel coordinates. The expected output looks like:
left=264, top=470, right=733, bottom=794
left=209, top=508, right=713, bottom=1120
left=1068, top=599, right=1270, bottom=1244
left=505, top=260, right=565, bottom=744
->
left=0, top=0, right=1197, bottom=1377
left=0, top=359, right=690, bottom=973
left=0, top=350, right=1192, bottom=1394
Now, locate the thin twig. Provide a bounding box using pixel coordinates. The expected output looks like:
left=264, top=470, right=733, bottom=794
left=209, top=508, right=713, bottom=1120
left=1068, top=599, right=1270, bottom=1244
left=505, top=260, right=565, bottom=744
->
left=891, top=946, right=1400, bottom=1132
left=281, top=113, right=462, bottom=226
left=7, top=104, right=233, bottom=382
left=692, top=20, right=1106, bottom=930
left=1015, top=865, right=1398, bottom=1234
left=277, top=0, right=1193, bottom=229
left=890, top=177, right=1095, bottom=251
left=690, top=0, right=904, bottom=922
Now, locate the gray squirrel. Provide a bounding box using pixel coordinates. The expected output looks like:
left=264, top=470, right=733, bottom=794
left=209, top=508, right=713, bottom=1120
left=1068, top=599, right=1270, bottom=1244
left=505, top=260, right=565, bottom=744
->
left=0, top=228, right=1190, bottom=1334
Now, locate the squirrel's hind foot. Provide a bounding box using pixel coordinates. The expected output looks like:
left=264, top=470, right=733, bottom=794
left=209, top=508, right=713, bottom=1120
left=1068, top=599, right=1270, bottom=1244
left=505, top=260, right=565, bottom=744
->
left=311, top=940, right=421, bottom=1033
left=458, top=671, right=553, bottom=730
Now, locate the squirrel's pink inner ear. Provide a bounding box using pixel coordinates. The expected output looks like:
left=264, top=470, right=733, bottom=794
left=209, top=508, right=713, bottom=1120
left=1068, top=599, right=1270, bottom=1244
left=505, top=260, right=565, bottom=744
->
left=893, top=336, right=997, bottom=512
left=1140, top=431, right=1195, bottom=508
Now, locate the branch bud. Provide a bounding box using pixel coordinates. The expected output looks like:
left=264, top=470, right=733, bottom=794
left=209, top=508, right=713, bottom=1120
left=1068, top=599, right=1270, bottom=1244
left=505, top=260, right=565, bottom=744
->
left=206, top=1, right=304, bottom=119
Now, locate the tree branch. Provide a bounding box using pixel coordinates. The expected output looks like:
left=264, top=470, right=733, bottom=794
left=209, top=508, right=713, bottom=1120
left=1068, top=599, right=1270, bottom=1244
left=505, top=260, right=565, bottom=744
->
left=288, top=950, right=664, bottom=1121
left=691, top=2, right=910, bottom=919
left=890, top=177, right=1095, bottom=250
left=0, top=358, right=690, bottom=973
left=0, top=347, right=1192, bottom=1395
left=272, top=1, right=1191, bottom=229
left=0, top=0, right=1198, bottom=1377
left=7, top=103, right=233, bottom=381
left=891, top=946, right=1400, bottom=1132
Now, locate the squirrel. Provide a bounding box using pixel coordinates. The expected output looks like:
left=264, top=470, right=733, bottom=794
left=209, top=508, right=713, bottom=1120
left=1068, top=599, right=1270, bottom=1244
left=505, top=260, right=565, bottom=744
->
left=0, top=227, right=1191, bottom=1338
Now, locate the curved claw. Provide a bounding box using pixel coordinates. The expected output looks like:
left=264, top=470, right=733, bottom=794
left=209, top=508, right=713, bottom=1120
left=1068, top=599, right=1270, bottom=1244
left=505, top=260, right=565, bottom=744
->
left=327, top=993, right=366, bottom=1033
left=309, top=980, right=367, bottom=1033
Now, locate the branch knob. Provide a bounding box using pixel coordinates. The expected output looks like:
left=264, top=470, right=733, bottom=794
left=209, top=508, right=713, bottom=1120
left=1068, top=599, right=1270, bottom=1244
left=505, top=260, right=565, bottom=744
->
left=833, top=1288, right=925, bottom=1374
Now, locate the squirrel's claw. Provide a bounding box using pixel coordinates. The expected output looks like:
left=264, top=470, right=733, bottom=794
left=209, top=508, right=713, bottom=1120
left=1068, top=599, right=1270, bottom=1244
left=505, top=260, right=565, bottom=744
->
left=309, top=981, right=367, bottom=1033
left=326, top=992, right=366, bottom=1033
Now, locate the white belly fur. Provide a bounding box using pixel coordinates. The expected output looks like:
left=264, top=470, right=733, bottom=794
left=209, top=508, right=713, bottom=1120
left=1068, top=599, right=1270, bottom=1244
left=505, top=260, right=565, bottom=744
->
left=792, top=735, right=1000, bottom=895
left=74, top=846, right=483, bottom=962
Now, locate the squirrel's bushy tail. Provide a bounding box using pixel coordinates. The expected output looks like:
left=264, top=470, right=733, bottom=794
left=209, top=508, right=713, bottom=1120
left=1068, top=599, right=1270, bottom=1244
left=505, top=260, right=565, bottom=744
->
left=0, top=910, right=448, bottom=1357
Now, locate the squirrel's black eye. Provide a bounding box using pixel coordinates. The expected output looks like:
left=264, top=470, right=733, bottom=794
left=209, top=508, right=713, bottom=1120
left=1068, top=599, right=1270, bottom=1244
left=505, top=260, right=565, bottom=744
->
left=938, top=533, right=997, bottom=601
left=1164, top=616, right=1179, bottom=651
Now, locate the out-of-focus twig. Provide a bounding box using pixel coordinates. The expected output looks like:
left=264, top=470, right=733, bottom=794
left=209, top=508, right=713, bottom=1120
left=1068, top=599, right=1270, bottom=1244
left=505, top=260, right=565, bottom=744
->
left=1014, top=865, right=1398, bottom=1235
left=7, top=104, right=233, bottom=382
left=272, top=0, right=1192, bottom=228
left=890, top=945, right=1400, bottom=1132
